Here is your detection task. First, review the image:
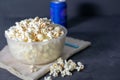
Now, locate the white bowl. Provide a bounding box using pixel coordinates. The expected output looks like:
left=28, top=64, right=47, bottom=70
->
left=5, top=24, right=67, bottom=65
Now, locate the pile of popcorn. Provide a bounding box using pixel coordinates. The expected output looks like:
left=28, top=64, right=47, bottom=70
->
left=44, top=58, right=84, bottom=80
left=5, top=17, right=64, bottom=42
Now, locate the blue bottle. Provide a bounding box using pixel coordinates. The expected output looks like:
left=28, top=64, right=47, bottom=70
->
left=50, top=0, right=67, bottom=27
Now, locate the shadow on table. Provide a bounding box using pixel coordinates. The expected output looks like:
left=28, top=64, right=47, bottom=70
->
left=67, top=2, right=101, bottom=28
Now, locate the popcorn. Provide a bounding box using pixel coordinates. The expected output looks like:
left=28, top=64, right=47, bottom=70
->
left=5, top=17, right=64, bottom=42
left=76, top=62, right=84, bottom=71
left=57, top=58, right=64, bottom=66
left=61, top=69, right=72, bottom=77
left=67, top=60, right=77, bottom=71
left=44, top=76, right=52, bottom=80
left=44, top=58, right=84, bottom=80
left=49, top=58, right=84, bottom=78
left=29, top=65, right=40, bottom=73
left=30, top=65, right=37, bottom=73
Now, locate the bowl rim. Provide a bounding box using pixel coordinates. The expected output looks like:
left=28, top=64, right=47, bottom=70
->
left=5, top=24, right=68, bottom=44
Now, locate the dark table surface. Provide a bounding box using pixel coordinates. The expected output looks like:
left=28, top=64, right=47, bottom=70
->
left=0, top=16, right=120, bottom=80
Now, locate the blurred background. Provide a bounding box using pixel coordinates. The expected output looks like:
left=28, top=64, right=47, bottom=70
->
left=0, top=0, right=120, bottom=27
left=0, top=0, right=120, bottom=17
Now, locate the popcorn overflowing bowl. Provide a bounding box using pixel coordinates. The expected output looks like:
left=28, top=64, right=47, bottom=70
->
left=5, top=17, right=67, bottom=65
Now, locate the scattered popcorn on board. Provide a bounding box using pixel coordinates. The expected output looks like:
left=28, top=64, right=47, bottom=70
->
left=44, top=58, right=84, bottom=80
